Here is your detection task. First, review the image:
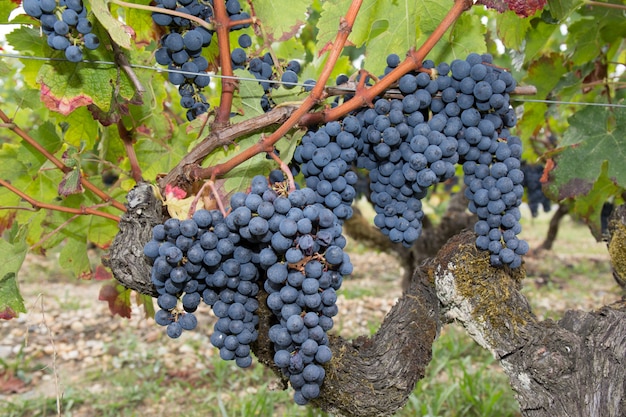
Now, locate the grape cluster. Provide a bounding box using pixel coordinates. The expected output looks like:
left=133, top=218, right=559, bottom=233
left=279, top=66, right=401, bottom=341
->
left=521, top=162, right=551, bottom=217
left=316, top=53, right=528, bottom=266
left=231, top=41, right=302, bottom=112
left=143, top=208, right=260, bottom=368
left=151, top=0, right=216, bottom=121
left=23, top=0, right=99, bottom=62
left=293, top=120, right=359, bottom=222
left=145, top=170, right=351, bottom=403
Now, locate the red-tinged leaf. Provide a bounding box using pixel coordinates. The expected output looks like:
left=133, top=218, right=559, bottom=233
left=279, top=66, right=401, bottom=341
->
left=0, top=211, right=16, bottom=235
left=0, top=281, right=24, bottom=319
left=0, top=306, right=18, bottom=320
left=98, top=282, right=132, bottom=318
left=40, top=83, right=93, bottom=116
left=478, top=0, right=547, bottom=17
left=94, top=265, right=113, bottom=281
left=0, top=370, right=29, bottom=394
left=58, top=169, right=83, bottom=197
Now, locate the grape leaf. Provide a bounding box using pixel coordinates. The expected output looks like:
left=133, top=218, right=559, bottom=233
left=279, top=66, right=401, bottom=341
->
left=424, top=13, right=487, bottom=65
left=59, top=237, right=93, bottom=279
left=570, top=162, right=621, bottom=240
left=316, top=0, right=444, bottom=74
left=90, top=0, right=133, bottom=49
left=545, top=106, right=626, bottom=201
left=547, top=0, right=584, bottom=20
left=0, top=274, right=25, bottom=320
left=122, top=0, right=156, bottom=46
left=0, top=234, right=28, bottom=320
left=98, top=282, right=132, bottom=318
left=253, top=0, right=309, bottom=42
left=38, top=60, right=135, bottom=115
left=0, top=0, right=19, bottom=22
left=135, top=293, right=155, bottom=319
left=495, top=11, right=531, bottom=50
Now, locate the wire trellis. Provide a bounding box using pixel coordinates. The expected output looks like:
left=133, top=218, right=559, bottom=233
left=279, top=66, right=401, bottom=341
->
left=1, top=52, right=625, bottom=109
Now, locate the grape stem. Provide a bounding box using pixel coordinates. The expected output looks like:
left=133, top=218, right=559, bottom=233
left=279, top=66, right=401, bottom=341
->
left=117, top=121, right=143, bottom=183
left=0, top=179, right=121, bottom=223
left=189, top=0, right=365, bottom=182
left=109, top=0, right=215, bottom=32
left=188, top=180, right=227, bottom=218
left=322, top=0, right=474, bottom=122
left=111, top=39, right=145, bottom=99
left=0, top=108, right=127, bottom=213
left=213, top=0, right=237, bottom=127
left=266, top=149, right=297, bottom=192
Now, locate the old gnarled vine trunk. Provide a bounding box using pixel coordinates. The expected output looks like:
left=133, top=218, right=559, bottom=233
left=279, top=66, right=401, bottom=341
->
left=105, top=185, right=626, bottom=417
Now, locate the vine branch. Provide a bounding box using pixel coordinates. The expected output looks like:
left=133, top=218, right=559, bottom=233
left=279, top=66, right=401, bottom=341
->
left=110, top=0, right=214, bottom=32
left=0, top=108, right=127, bottom=213
left=213, top=0, right=238, bottom=127
left=323, top=0, right=473, bottom=122
left=188, top=0, right=364, bottom=182
left=0, top=179, right=121, bottom=223
left=117, top=121, right=143, bottom=183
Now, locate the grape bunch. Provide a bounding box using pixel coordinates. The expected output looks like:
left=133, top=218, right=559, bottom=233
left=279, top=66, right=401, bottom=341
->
left=317, top=53, right=528, bottom=267
left=143, top=208, right=260, bottom=368
left=521, top=162, right=551, bottom=217
left=151, top=0, right=216, bottom=121
left=231, top=39, right=302, bottom=112
left=293, top=120, right=360, bottom=222
left=226, top=172, right=350, bottom=404
left=145, top=170, right=351, bottom=402
left=23, top=0, right=100, bottom=62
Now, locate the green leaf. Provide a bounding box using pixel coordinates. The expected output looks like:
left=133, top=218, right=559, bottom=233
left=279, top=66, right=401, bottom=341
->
left=495, top=11, right=531, bottom=50
left=136, top=293, right=155, bottom=319
left=90, top=0, right=132, bottom=49
left=0, top=234, right=28, bottom=320
left=232, top=69, right=265, bottom=117
left=0, top=273, right=26, bottom=320
left=545, top=106, right=626, bottom=201
left=522, top=20, right=562, bottom=63
left=123, top=0, right=157, bottom=45
left=253, top=0, right=309, bottom=42
left=59, top=238, right=93, bottom=279
left=0, top=0, right=19, bottom=22
left=64, top=106, right=100, bottom=148
left=547, top=0, right=584, bottom=20
left=58, top=169, right=83, bottom=197
left=570, top=162, right=621, bottom=240
left=424, top=12, right=487, bottom=65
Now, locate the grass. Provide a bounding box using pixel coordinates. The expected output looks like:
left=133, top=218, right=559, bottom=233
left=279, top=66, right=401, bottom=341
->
left=1, top=205, right=619, bottom=417
left=0, top=323, right=519, bottom=417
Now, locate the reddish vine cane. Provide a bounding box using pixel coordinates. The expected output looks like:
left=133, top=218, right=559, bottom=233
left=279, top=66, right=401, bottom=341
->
left=0, top=108, right=128, bottom=213
left=184, top=0, right=473, bottom=187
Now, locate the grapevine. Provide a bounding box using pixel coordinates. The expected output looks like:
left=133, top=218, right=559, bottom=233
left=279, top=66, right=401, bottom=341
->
left=5, top=0, right=625, bottom=415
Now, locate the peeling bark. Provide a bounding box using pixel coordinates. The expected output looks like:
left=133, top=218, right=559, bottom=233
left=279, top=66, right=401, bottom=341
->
left=102, top=183, right=160, bottom=297
left=431, top=230, right=626, bottom=417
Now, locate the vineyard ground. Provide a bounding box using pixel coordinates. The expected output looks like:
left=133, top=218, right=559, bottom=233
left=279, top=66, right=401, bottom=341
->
left=0, top=204, right=621, bottom=417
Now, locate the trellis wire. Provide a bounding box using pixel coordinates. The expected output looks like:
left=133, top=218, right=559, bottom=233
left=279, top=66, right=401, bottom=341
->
left=1, top=52, right=625, bottom=109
